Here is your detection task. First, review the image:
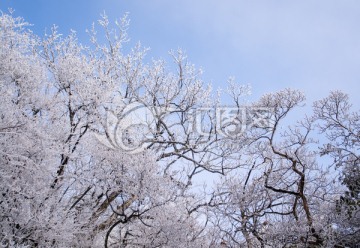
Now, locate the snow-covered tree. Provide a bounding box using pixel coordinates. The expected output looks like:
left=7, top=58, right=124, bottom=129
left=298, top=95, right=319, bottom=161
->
left=1, top=11, right=359, bottom=248
left=314, top=91, right=360, bottom=247
left=207, top=90, right=356, bottom=247
left=0, top=12, right=209, bottom=247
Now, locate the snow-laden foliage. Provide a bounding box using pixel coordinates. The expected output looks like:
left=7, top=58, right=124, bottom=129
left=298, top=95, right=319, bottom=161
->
left=0, top=12, right=208, bottom=247
left=0, top=12, right=359, bottom=247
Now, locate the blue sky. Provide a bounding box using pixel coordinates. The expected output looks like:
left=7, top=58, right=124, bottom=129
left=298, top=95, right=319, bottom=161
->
left=1, top=0, right=360, bottom=108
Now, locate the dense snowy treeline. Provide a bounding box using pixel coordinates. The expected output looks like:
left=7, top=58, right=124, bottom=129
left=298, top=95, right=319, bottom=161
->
left=0, top=12, right=359, bottom=247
